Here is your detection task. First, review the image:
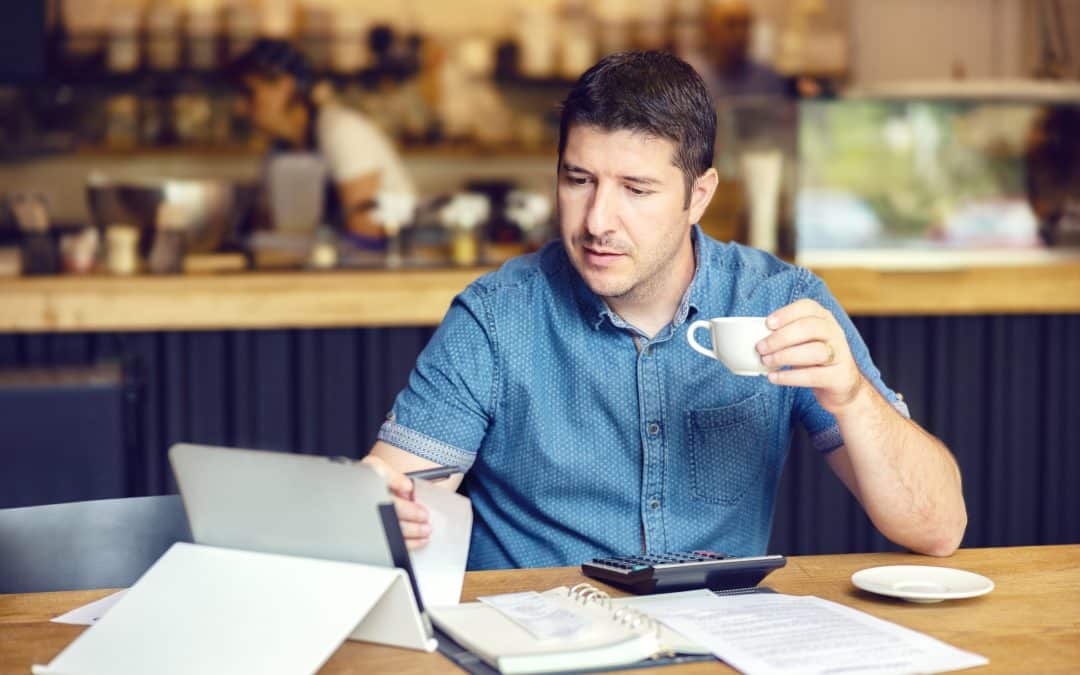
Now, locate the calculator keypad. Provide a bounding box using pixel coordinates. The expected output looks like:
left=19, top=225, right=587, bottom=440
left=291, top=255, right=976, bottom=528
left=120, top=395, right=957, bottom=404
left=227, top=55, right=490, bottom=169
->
left=591, top=551, right=729, bottom=569
left=581, top=550, right=786, bottom=594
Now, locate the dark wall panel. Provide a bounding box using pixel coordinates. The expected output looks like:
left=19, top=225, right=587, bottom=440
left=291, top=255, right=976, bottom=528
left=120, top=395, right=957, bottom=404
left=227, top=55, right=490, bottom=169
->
left=769, top=314, right=1080, bottom=553
left=1, top=316, right=1077, bottom=553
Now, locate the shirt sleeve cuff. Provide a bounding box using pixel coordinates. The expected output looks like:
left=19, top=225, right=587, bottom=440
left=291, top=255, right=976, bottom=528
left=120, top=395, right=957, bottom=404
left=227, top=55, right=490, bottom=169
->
left=809, top=398, right=912, bottom=453
left=377, top=421, right=477, bottom=471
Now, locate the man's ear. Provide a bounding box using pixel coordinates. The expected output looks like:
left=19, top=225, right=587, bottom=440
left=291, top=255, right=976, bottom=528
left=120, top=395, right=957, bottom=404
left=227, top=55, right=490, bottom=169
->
left=687, top=167, right=719, bottom=224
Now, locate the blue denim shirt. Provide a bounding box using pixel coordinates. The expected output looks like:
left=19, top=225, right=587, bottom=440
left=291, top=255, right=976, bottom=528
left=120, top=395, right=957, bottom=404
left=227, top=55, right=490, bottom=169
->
left=378, top=226, right=908, bottom=570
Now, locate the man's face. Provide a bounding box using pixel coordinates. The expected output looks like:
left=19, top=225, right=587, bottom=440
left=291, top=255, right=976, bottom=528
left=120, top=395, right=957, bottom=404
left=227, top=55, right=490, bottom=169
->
left=558, top=125, right=696, bottom=305
left=239, top=74, right=296, bottom=137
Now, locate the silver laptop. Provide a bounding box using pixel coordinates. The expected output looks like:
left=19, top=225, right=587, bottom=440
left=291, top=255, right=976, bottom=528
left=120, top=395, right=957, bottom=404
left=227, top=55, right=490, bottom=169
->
left=169, top=443, right=404, bottom=574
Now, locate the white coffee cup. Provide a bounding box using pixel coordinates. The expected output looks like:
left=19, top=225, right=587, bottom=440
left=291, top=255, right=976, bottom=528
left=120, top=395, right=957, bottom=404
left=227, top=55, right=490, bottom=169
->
left=687, top=317, right=773, bottom=376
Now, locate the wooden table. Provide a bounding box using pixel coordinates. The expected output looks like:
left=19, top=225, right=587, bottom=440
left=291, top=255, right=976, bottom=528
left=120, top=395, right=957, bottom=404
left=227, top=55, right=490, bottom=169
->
left=1, top=545, right=1077, bottom=674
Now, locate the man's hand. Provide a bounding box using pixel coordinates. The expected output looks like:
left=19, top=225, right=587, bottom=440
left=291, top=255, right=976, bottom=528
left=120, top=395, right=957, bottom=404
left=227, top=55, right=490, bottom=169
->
left=756, top=299, right=864, bottom=414
left=361, top=454, right=432, bottom=550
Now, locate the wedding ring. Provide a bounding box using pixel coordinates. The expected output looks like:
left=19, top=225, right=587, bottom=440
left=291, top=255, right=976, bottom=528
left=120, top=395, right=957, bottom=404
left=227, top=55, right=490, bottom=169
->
left=824, top=340, right=835, bottom=365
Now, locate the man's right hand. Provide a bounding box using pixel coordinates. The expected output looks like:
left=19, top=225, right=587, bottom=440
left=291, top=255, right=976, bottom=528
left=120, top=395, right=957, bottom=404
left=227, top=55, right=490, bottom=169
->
left=362, top=453, right=432, bottom=550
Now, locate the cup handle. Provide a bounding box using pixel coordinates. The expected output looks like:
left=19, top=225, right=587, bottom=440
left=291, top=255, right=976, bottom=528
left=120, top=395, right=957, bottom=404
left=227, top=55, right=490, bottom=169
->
left=686, top=320, right=717, bottom=359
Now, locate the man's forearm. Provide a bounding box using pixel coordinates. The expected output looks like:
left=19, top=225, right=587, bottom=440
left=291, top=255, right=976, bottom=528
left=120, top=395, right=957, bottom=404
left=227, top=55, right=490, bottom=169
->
left=832, top=380, right=967, bottom=556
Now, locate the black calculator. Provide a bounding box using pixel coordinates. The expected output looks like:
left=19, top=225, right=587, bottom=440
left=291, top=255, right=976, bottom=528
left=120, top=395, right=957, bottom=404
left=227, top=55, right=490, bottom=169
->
left=581, top=551, right=786, bottom=595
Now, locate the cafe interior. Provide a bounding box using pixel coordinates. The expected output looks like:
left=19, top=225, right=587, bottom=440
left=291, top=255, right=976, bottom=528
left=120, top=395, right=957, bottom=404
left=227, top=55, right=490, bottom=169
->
left=0, top=0, right=1075, bottom=669
left=0, top=2, right=1078, bottom=669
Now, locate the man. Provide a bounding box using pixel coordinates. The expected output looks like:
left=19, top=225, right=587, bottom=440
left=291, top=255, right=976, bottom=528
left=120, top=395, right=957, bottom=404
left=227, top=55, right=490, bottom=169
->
left=231, top=39, right=416, bottom=243
left=365, top=52, right=966, bottom=570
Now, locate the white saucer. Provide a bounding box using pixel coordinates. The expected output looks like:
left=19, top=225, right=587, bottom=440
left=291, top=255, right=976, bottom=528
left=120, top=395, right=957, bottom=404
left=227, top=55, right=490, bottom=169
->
left=851, top=565, right=994, bottom=603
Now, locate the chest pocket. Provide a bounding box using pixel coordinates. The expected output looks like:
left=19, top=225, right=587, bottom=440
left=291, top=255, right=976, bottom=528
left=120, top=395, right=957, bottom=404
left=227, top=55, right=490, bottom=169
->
left=686, top=393, right=771, bottom=506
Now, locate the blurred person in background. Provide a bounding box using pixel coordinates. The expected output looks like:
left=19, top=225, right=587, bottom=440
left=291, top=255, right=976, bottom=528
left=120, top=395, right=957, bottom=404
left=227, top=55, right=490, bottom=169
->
left=694, top=0, right=831, bottom=101
left=1025, top=105, right=1080, bottom=247
left=697, top=0, right=787, bottom=100
left=231, top=39, right=416, bottom=245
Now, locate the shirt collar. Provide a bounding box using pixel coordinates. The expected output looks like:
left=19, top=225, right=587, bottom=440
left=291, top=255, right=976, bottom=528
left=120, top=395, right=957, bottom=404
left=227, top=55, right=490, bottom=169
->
left=571, top=224, right=710, bottom=333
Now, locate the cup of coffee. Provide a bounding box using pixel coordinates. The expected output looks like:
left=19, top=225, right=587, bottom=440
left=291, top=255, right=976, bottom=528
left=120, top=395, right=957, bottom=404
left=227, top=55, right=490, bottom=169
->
left=686, top=317, right=773, bottom=376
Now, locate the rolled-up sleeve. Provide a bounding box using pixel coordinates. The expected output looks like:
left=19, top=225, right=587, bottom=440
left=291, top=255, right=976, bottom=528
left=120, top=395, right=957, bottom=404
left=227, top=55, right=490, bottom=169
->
left=377, top=286, right=497, bottom=471
left=791, top=270, right=911, bottom=453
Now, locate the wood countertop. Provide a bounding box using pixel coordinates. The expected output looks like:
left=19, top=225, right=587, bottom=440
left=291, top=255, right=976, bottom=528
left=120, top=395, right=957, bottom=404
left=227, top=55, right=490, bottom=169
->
left=1, top=262, right=1079, bottom=333
left=2, top=545, right=1078, bottom=674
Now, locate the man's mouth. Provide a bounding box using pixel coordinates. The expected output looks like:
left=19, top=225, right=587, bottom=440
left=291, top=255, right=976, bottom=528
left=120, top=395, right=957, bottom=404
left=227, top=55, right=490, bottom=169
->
left=583, top=246, right=626, bottom=267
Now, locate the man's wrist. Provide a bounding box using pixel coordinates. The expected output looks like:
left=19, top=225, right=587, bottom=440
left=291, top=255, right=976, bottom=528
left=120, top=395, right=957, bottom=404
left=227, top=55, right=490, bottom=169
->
left=829, top=374, right=878, bottom=422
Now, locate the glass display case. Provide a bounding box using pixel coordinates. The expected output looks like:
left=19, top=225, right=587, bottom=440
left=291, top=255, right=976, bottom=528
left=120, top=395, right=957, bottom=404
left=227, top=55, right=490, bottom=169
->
left=795, top=86, right=1080, bottom=266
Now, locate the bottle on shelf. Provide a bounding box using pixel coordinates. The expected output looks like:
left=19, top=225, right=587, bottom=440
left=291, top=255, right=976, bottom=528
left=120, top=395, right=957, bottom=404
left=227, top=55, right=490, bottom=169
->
left=187, top=4, right=222, bottom=72
left=145, top=0, right=182, bottom=72
left=105, top=11, right=141, bottom=74
left=226, top=1, right=259, bottom=60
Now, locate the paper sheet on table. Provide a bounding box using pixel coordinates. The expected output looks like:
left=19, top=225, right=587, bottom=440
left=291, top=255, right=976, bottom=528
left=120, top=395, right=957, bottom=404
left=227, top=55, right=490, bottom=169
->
left=52, top=590, right=127, bottom=625
left=34, top=542, right=408, bottom=675
left=634, top=590, right=988, bottom=675
left=409, top=477, right=472, bottom=608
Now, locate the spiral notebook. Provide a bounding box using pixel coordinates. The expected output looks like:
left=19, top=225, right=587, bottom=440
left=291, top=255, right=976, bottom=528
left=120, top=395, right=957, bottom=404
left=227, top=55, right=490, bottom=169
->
left=427, top=584, right=713, bottom=675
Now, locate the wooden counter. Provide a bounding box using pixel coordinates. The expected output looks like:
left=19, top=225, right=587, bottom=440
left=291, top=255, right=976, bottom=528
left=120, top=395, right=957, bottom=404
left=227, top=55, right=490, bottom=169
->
left=2, top=262, right=1079, bottom=333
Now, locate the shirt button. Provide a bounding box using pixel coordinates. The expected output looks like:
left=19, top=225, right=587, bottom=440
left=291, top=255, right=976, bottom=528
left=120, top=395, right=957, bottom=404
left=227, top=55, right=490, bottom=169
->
left=385, top=411, right=396, bottom=422
left=647, top=422, right=661, bottom=436
left=649, top=498, right=661, bottom=510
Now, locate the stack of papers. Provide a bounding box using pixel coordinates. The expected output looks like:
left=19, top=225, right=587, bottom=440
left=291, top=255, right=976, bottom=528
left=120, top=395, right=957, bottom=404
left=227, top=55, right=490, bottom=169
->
left=631, top=590, right=988, bottom=675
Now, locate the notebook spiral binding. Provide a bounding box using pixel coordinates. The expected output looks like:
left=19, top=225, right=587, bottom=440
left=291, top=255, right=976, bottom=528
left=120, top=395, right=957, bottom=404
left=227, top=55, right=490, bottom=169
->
left=567, top=583, right=671, bottom=658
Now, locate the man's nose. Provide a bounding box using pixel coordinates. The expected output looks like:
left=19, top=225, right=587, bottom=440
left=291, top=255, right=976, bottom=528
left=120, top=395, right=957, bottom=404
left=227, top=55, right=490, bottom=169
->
left=584, top=182, right=616, bottom=239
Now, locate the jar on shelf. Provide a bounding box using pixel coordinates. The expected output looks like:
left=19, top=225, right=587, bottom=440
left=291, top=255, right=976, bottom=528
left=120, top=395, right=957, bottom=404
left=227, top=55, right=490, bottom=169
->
left=440, top=193, right=490, bottom=268
left=372, top=193, right=417, bottom=269
left=226, top=3, right=258, bottom=59
left=451, top=225, right=479, bottom=268
left=329, top=9, right=368, bottom=73
left=515, top=7, right=556, bottom=78
left=106, top=13, right=140, bottom=73
left=105, top=95, right=140, bottom=148
left=106, top=224, right=140, bottom=276
left=187, top=8, right=220, bottom=71
left=146, top=1, right=182, bottom=72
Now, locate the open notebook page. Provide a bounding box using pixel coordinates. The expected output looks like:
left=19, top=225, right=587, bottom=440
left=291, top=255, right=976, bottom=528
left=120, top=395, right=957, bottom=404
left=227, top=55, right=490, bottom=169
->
left=428, top=587, right=664, bottom=675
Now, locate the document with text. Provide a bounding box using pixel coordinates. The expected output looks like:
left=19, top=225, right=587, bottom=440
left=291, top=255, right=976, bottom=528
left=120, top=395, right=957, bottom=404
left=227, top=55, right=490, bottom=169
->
left=634, top=590, right=988, bottom=675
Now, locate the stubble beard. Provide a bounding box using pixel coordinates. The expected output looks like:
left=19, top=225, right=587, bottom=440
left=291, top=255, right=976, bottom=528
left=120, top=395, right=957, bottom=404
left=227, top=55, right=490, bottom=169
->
left=575, top=234, right=681, bottom=307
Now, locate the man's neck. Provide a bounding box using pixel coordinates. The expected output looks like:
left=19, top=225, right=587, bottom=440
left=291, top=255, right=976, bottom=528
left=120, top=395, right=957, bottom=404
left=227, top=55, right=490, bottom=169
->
left=607, top=248, right=696, bottom=340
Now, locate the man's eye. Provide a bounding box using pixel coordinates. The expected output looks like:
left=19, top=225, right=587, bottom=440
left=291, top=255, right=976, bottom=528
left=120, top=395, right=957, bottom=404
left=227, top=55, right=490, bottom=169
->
left=568, top=176, right=590, bottom=185
left=626, top=186, right=649, bottom=196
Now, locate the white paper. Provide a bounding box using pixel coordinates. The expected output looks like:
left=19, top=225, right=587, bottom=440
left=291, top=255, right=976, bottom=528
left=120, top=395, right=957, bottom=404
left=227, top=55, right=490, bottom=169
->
left=635, top=591, right=988, bottom=675
left=408, top=478, right=472, bottom=608
left=51, top=590, right=127, bottom=625
left=478, top=591, right=592, bottom=640
left=34, top=542, right=405, bottom=675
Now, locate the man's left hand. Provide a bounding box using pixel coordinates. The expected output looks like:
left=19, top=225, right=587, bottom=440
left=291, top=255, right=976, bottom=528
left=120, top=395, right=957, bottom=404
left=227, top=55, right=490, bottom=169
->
left=756, top=299, right=865, bottom=414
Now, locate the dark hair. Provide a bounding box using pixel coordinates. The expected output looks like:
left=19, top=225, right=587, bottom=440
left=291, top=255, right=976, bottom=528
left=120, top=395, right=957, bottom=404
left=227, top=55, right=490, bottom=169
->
left=229, top=39, right=314, bottom=95
left=558, top=51, right=716, bottom=208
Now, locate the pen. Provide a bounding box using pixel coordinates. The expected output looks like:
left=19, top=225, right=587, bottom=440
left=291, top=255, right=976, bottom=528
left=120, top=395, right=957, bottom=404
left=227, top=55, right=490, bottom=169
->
left=405, top=466, right=462, bottom=481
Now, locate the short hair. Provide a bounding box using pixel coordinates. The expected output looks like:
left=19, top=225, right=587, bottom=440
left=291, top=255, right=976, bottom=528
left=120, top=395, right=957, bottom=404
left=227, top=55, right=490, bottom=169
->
left=229, top=38, right=314, bottom=95
left=558, top=51, right=716, bottom=208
